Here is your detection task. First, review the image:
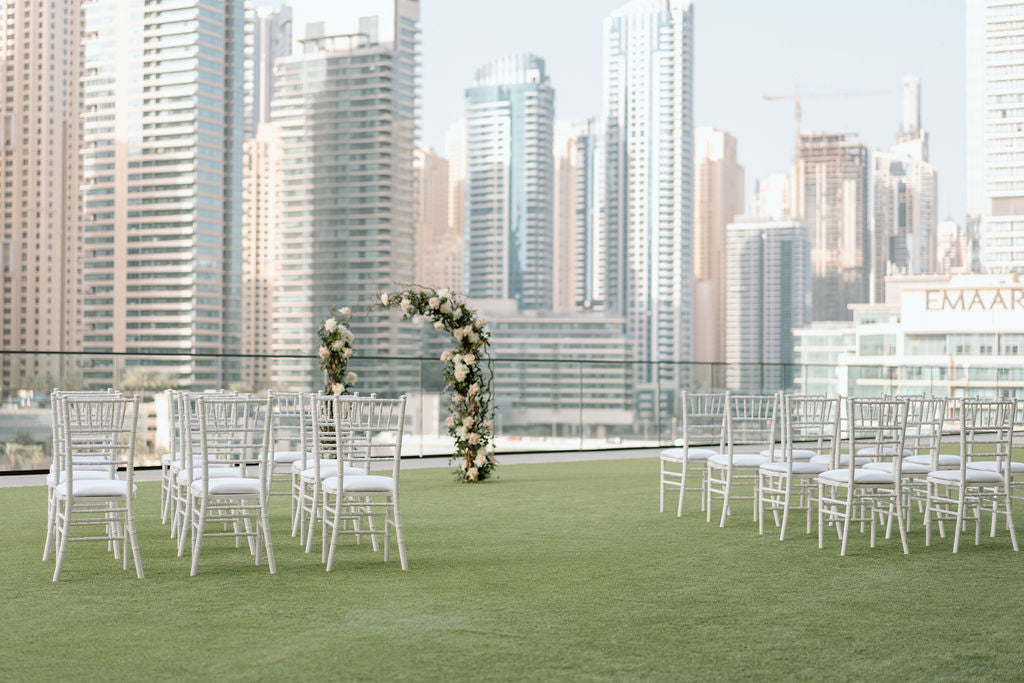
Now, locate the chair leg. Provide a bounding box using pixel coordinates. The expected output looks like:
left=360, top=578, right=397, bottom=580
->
left=839, top=488, right=853, bottom=556
left=658, top=460, right=665, bottom=513
left=52, top=497, right=73, bottom=582
left=126, top=495, right=143, bottom=579
left=43, top=487, right=55, bottom=561
left=325, top=493, right=341, bottom=572
left=190, top=496, right=207, bottom=576
left=677, top=460, right=688, bottom=517
left=817, top=481, right=825, bottom=549
left=719, top=469, right=731, bottom=528
left=262, top=491, right=277, bottom=574
left=393, top=497, right=408, bottom=570
left=305, top=480, right=320, bottom=554
left=779, top=479, right=792, bottom=542
left=953, top=485, right=965, bottom=554
left=893, top=489, right=909, bottom=555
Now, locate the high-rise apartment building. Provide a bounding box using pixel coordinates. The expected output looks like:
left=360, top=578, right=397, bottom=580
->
left=414, top=146, right=459, bottom=289
left=967, top=0, right=1024, bottom=272
left=271, top=3, right=420, bottom=389
left=81, top=0, right=245, bottom=388
left=244, top=3, right=292, bottom=139
left=464, top=54, right=554, bottom=312
left=871, top=75, right=938, bottom=300
left=241, top=124, right=280, bottom=389
left=602, top=0, right=694, bottom=392
left=725, top=217, right=811, bottom=391
left=936, top=219, right=968, bottom=273
left=693, top=127, right=743, bottom=364
left=753, top=172, right=792, bottom=220
left=444, top=117, right=466, bottom=293
left=0, top=0, right=82, bottom=392
left=552, top=119, right=599, bottom=311
left=794, top=132, right=869, bottom=321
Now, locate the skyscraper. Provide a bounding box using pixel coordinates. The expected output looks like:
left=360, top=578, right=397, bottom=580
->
left=82, top=0, right=245, bottom=388
left=464, top=54, right=554, bottom=311
left=602, top=0, right=694, bottom=418
left=414, top=146, right=459, bottom=289
left=794, top=132, right=869, bottom=321
left=552, top=119, right=599, bottom=311
left=0, top=0, right=81, bottom=391
left=693, top=127, right=743, bottom=364
left=445, top=118, right=466, bottom=293
left=725, top=217, right=811, bottom=391
left=241, top=124, right=281, bottom=390
left=871, top=76, right=938, bottom=300
left=753, top=172, right=793, bottom=220
left=967, top=0, right=1024, bottom=272
left=244, top=4, right=293, bottom=139
left=270, top=3, right=420, bottom=389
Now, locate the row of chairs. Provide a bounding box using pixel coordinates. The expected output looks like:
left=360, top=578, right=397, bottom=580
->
left=46, top=390, right=408, bottom=580
left=659, top=393, right=1020, bottom=555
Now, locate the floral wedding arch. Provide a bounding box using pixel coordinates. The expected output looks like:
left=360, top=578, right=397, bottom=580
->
left=317, top=306, right=357, bottom=395
left=373, top=287, right=496, bottom=482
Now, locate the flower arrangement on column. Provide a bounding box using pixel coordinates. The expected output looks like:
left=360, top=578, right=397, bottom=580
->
left=317, top=306, right=357, bottom=395
left=373, top=287, right=496, bottom=482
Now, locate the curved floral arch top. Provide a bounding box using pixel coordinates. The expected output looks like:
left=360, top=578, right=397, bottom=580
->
left=373, top=287, right=496, bottom=482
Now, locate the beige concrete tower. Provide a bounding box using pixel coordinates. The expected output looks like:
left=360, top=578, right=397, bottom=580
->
left=0, top=0, right=82, bottom=392
left=693, top=128, right=743, bottom=364
left=445, top=117, right=466, bottom=292
left=241, top=124, right=281, bottom=390
left=414, top=146, right=459, bottom=289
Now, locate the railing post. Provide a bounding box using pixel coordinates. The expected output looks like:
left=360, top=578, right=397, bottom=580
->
left=418, top=358, right=424, bottom=458
left=216, top=355, right=222, bottom=391
left=578, top=360, right=584, bottom=451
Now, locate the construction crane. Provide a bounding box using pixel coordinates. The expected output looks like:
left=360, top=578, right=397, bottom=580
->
left=763, top=88, right=891, bottom=145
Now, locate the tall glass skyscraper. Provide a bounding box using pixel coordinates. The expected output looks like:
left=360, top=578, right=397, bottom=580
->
left=270, top=1, right=420, bottom=389
left=464, top=54, right=554, bottom=312
left=602, top=0, right=694, bottom=417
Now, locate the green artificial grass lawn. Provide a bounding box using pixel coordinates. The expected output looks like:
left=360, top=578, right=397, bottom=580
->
left=2, top=458, right=1024, bottom=682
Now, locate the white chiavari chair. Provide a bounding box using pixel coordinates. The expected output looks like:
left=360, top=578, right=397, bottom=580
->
left=758, top=394, right=839, bottom=541
left=43, top=389, right=122, bottom=561
left=925, top=398, right=1018, bottom=553
left=659, top=392, right=728, bottom=516
left=186, top=395, right=276, bottom=576
left=706, top=394, right=777, bottom=527
left=816, top=397, right=910, bottom=556
left=267, top=391, right=314, bottom=533
left=319, top=394, right=409, bottom=571
left=51, top=394, right=143, bottom=581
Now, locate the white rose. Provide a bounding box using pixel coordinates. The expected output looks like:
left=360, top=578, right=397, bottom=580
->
left=468, top=432, right=481, bottom=445
left=438, top=288, right=451, bottom=299
left=342, top=348, right=353, bottom=359
left=462, top=415, right=475, bottom=428
left=440, top=351, right=452, bottom=362
left=446, top=415, right=456, bottom=427
left=440, top=301, right=453, bottom=315
left=380, top=293, right=389, bottom=305
left=331, top=383, right=344, bottom=395
left=463, top=353, right=476, bottom=366
left=434, top=320, right=444, bottom=330
left=455, top=426, right=467, bottom=439
left=478, top=315, right=486, bottom=326
left=454, top=367, right=468, bottom=382
left=474, top=453, right=486, bottom=467
left=453, top=393, right=464, bottom=404
left=467, top=467, right=479, bottom=481
left=318, top=346, right=330, bottom=359
left=331, top=339, right=345, bottom=351
left=400, top=297, right=412, bottom=313
left=468, top=383, right=480, bottom=396
left=342, top=328, right=354, bottom=342
left=429, top=297, right=440, bottom=309
left=339, top=306, right=351, bottom=318
left=483, top=420, right=493, bottom=431
left=324, top=318, right=338, bottom=333
left=344, top=371, right=357, bottom=385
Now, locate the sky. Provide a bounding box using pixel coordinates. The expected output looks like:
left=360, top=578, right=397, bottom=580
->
left=290, top=0, right=967, bottom=221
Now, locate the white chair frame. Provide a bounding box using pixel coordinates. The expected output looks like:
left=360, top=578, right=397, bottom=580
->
left=659, top=392, right=728, bottom=516
left=706, top=394, right=777, bottom=527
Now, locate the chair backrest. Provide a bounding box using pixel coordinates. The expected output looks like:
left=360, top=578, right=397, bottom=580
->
left=846, top=397, right=909, bottom=477
left=268, top=391, right=312, bottom=464
left=959, top=398, right=1014, bottom=486
left=781, top=394, right=840, bottom=465
left=681, top=392, right=728, bottom=450
left=904, top=396, right=947, bottom=468
left=59, top=394, right=140, bottom=494
left=50, top=389, right=123, bottom=475
left=176, top=390, right=237, bottom=466
left=332, top=394, right=407, bottom=481
left=725, top=394, right=777, bottom=455
left=195, top=395, right=272, bottom=493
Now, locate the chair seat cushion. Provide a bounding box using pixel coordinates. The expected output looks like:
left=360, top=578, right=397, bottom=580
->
left=810, top=454, right=872, bottom=467
left=161, top=451, right=180, bottom=465
left=176, top=467, right=244, bottom=485
left=660, top=447, right=717, bottom=461
left=46, top=470, right=115, bottom=485
left=818, top=468, right=895, bottom=485
left=863, top=460, right=930, bottom=475
left=300, top=464, right=366, bottom=481
left=323, top=474, right=395, bottom=494
left=273, top=450, right=311, bottom=464
left=708, top=453, right=768, bottom=468
left=905, top=454, right=961, bottom=467
left=760, top=461, right=827, bottom=475
left=760, top=448, right=817, bottom=460
left=928, top=469, right=1003, bottom=484
left=190, top=478, right=262, bottom=496
left=857, top=446, right=913, bottom=457
left=55, top=480, right=136, bottom=498
left=967, top=460, right=1024, bottom=474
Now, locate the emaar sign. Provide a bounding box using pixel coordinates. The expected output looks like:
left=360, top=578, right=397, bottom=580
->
left=924, top=288, right=1024, bottom=312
